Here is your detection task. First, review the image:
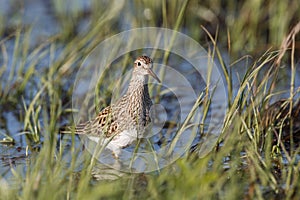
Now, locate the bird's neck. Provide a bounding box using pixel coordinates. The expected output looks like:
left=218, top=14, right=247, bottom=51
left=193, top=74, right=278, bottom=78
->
left=127, top=74, right=148, bottom=96
left=125, top=74, right=151, bottom=113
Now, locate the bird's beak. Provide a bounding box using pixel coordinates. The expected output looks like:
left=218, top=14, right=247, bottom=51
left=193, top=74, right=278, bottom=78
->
left=147, top=68, right=161, bottom=83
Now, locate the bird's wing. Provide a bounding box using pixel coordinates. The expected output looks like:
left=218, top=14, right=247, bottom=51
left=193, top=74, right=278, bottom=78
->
left=63, top=106, right=119, bottom=138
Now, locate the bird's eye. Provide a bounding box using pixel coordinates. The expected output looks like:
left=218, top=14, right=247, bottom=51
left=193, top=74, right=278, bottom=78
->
left=137, top=62, right=141, bottom=66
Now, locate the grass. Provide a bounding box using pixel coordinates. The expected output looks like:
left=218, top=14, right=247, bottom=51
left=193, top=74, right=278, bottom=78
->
left=0, top=0, right=300, bottom=199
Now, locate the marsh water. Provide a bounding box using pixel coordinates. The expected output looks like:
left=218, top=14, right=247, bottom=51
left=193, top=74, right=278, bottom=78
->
left=1, top=0, right=300, bottom=181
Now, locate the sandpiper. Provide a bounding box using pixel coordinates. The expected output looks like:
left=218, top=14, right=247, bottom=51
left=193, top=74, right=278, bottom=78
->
left=69, top=56, right=160, bottom=158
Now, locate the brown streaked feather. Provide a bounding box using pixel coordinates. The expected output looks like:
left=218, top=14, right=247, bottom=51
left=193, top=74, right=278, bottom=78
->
left=137, top=55, right=152, bottom=64
left=74, top=106, right=119, bottom=138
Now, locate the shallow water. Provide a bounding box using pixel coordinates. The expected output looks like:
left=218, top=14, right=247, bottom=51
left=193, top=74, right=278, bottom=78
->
left=1, top=0, right=300, bottom=180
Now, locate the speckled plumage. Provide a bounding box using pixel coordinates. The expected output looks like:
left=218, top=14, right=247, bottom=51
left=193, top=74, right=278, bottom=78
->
left=71, top=56, right=160, bottom=157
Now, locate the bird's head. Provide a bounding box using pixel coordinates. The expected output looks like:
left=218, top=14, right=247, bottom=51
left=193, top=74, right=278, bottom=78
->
left=133, top=56, right=161, bottom=83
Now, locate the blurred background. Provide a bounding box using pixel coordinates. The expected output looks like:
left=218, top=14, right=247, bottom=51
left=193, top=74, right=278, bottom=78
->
left=1, top=0, right=299, bottom=55
left=0, top=1, right=300, bottom=199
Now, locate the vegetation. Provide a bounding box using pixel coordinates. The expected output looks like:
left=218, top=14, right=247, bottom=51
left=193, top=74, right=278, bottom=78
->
left=0, top=0, right=300, bottom=199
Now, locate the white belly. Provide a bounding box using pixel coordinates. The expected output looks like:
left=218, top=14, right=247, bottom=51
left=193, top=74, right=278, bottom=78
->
left=87, top=129, right=138, bottom=157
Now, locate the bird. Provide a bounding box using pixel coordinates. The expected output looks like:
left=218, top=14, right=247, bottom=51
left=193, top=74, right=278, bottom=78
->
left=64, top=55, right=161, bottom=158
